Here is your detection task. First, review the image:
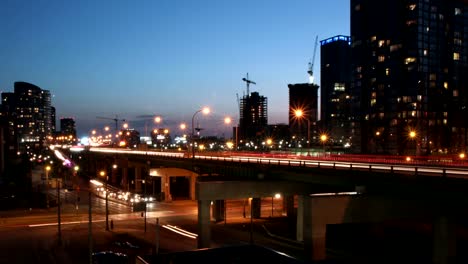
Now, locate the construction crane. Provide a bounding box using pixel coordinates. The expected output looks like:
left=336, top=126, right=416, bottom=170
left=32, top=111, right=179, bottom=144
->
left=242, top=73, right=256, bottom=97
left=308, top=35, right=319, bottom=84
left=96, top=116, right=126, bottom=132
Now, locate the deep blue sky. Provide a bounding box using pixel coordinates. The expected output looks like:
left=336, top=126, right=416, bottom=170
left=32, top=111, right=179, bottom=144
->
left=0, top=0, right=349, bottom=138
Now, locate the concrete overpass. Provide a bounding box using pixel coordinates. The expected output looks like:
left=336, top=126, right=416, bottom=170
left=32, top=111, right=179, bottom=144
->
left=71, top=147, right=468, bottom=263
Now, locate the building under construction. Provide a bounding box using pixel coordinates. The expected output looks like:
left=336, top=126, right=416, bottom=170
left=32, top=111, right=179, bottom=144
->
left=238, top=92, right=268, bottom=146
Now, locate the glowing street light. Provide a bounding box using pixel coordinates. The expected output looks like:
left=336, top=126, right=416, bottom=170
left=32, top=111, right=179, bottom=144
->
left=154, top=116, right=162, bottom=124
left=409, top=130, right=417, bottom=155
left=191, top=107, right=210, bottom=158
left=224, top=116, right=238, bottom=150
left=320, top=134, right=328, bottom=154
left=45, top=165, right=51, bottom=208
left=294, top=109, right=311, bottom=148
left=99, top=170, right=109, bottom=231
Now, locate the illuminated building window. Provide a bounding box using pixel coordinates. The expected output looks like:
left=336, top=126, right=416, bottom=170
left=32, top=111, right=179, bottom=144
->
left=334, top=83, right=345, bottom=91
left=385, top=68, right=390, bottom=76
left=453, top=90, right=459, bottom=97
left=455, top=7, right=461, bottom=15
left=444, top=82, right=448, bottom=89
left=405, top=57, right=416, bottom=64
left=409, top=4, right=416, bottom=10
left=371, top=36, right=377, bottom=42
left=378, top=40, right=385, bottom=47
left=371, top=99, right=377, bottom=106
left=378, top=55, right=385, bottom=62
left=423, top=49, right=428, bottom=56
left=454, top=38, right=462, bottom=45
left=429, top=73, right=437, bottom=81
left=454, top=52, right=460, bottom=60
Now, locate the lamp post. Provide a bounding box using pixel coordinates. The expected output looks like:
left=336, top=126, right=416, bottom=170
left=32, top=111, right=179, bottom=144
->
left=57, top=174, right=62, bottom=245
left=191, top=107, right=210, bottom=158
left=294, top=110, right=311, bottom=148
left=45, top=165, right=51, bottom=209
left=224, top=116, right=238, bottom=150
left=100, top=170, right=109, bottom=231
left=320, top=134, right=328, bottom=155
left=73, top=166, right=80, bottom=209
left=409, top=130, right=417, bottom=155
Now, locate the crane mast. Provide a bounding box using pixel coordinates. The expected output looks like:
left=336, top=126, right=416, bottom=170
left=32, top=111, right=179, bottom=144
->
left=308, top=35, right=319, bottom=84
left=96, top=115, right=126, bottom=132
left=242, top=73, right=256, bottom=97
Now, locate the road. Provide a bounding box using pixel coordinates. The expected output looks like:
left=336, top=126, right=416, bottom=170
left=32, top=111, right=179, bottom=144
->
left=1, top=165, right=303, bottom=264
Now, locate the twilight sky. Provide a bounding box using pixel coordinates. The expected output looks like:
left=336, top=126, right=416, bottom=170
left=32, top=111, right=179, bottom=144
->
left=0, top=0, right=350, bottom=138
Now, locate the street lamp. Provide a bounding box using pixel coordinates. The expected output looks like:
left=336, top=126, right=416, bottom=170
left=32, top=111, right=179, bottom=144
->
left=191, top=107, right=210, bottom=158
left=320, top=134, right=328, bottom=155
left=45, top=165, right=51, bottom=209
left=224, top=116, right=239, bottom=150
left=294, top=109, right=311, bottom=148
left=100, top=170, right=109, bottom=231
left=409, top=130, right=417, bottom=155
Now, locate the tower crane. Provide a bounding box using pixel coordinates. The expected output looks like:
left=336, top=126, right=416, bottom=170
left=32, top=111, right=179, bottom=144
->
left=96, top=116, right=126, bottom=132
left=242, top=73, right=256, bottom=97
left=308, top=35, right=319, bottom=84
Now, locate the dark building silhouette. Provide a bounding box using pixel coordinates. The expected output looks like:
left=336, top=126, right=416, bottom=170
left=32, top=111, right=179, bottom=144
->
left=238, top=92, right=268, bottom=147
left=320, top=35, right=352, bottom=147
left=288, top=83, right=318, bottom=146
left=0, top=82, right=54, bottom=151
left=350, top=0, right=468, bottom=154
left=59, top=118, right=77, bottom=141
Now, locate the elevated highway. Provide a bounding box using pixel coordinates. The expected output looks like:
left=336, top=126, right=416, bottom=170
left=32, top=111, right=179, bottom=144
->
left=69, top=147, right=468, bottom=263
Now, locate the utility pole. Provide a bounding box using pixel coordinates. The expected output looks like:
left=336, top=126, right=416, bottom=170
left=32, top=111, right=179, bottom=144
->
left=57, top=177, right=62, bottom=246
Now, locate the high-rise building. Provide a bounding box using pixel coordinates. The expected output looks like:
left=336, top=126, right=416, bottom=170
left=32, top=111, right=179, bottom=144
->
left=238, top=92, right=268, bottom=145
left=60, top=118, right=76, bottom=138
left=0, top=82, right=54, bottom=150
left=320, top=35, right=352, bottom=147
left=350, top=0, right=468, bottom=154
left=288, top=83, right=318, bottom=146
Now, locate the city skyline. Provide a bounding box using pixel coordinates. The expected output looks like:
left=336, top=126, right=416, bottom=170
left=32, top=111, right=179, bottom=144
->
left=0, top=0, right=350, bottom=137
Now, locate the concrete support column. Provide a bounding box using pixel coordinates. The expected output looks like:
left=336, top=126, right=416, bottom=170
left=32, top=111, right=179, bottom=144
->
left=303, top=195, right=313, bottom=262
left=212, top=200, right=225, bottom=222
left=135, top=167, right=142, bottom=193
left=160, top=174, right=171, bottom=202
left=433, top=216, right=456, bottom=264
left=283, top=195, right=295, bottom=217
left=111, top=167, right=117, bottom=185
left=121, top=168, right=128, bottom=191
left=297, top=195, right=304, bottom=242
left=190, top=173, right=196, bottom=201
left=197, top=199, right=211, bottom=249
left=251, top=198, right=261, bottom=219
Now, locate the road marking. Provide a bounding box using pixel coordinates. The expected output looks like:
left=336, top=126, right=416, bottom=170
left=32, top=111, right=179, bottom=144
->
left=28, top=219, right=105, bottom=228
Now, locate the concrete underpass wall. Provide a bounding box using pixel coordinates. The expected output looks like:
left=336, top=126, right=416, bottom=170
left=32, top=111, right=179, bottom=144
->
left=309, top=194, right=449, bottom=262
left=150, top=168, right=198, bottom=201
